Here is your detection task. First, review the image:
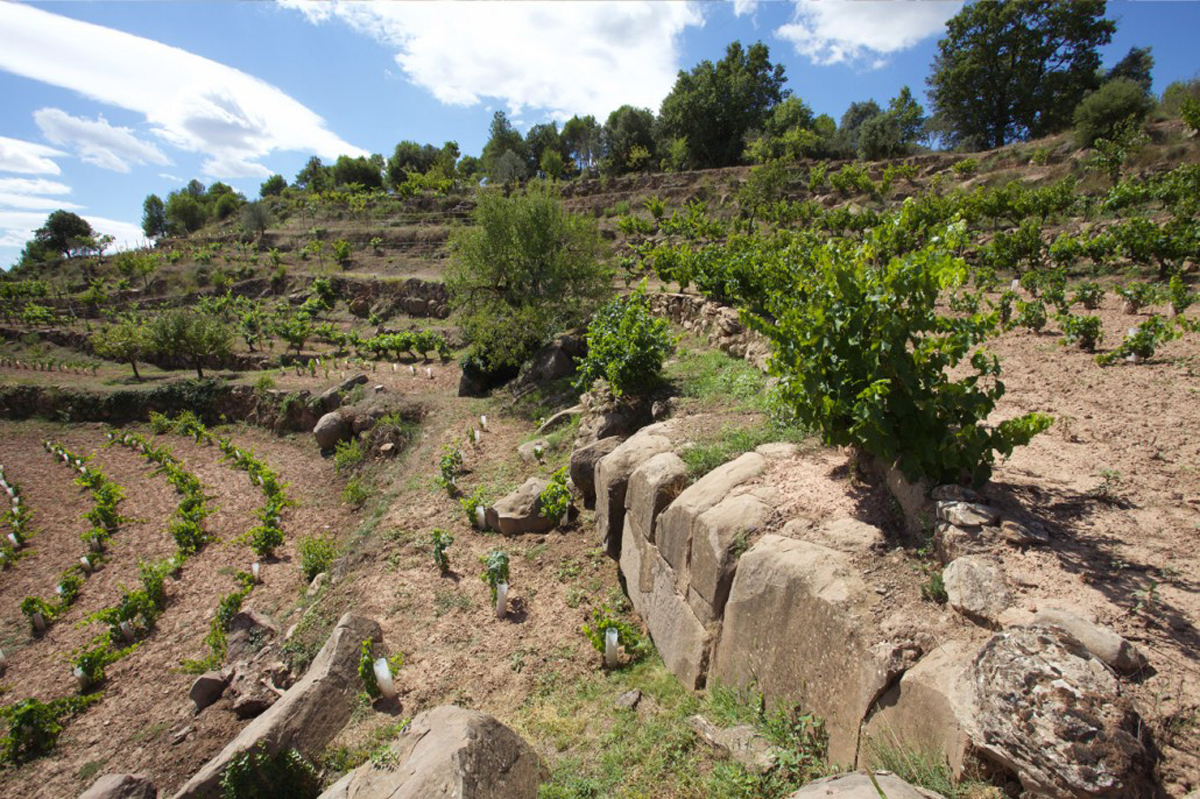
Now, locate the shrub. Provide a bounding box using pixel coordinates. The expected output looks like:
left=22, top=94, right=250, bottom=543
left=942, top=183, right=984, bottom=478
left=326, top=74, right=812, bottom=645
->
left=1097, top=315, right=1180, bottom=366
left=951, top=158, right=978, bottom=178
left=1058, top=314, right=1104, bottom=352
left=574, top=284, right=673, bottom=397
left=1072, top=282, right=1105, bottom=310
left=358, top=638, right=403, bottom=700
left=297, top=534, right=336, bottom=582
left=1074, top=79, right=1154, bottom=148
left=1016, top=299, right=1048, bottom=332
left=446, top=185, right=612, bottom=370
left=1181, top=98, right=1200, bottom=133
left=581, top=605, right=645, bottom=663
left=219, top=741, right=320, bottom=799
left=538, top=468, right=571, bottom=523
left=458, top=487, right=489, bottom=527
left=0, top=695, right=100, bottom=764
left=247, top=524, right=284, bottom=558
left=341, top=477, right=369, bottom=507
left=434, top=444, right=463, bottom=494
left=750, top=224, right=1052, bottom=486
left=431, top=529, right=454, bottom=573
left=1168, top=275, right=1194, bottom=316
left=479, top=550, right=509, bottom=601
left=331, top=239, right=352, bottom=267
left=333, top=439, right=364, bottom=473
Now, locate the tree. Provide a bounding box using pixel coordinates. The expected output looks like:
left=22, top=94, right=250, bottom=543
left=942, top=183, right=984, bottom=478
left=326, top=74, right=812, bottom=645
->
left=446, top=185, right=612, bottom=370
left=658, top=40, right=788, bottom=169
left=540, top=149, right=565, bottom=180
left=146, top=310, right=232, bottom=379
left=295, top=156, right=332, bottom=192
left=1074, top=78, right=1154, bottom=147
left=525, top=123, right=565, bottom=175
left=1105, top=46, right=1153, bottom=93
left=927, top=0, right=1115, bottom=149
left=165, top=192, right=206, bottom=234
left=332, top=155, right=383, bottom=190
left=835, top=100, right=882, bottom=157
left=386, top=141, right=439, bottom=187
left=34, top=210, right=93, bottom=258
left=481, top=111, right=529, bottom=180
left=858, top=87, right=927, bottom=160
left=92, top=318, right=147, bottom=381
left=113, top=251, right=158, bottom=290
left=142, top=194, right=168, bottom=238
left=601, top=106, right=656, bottom=175
left=260, top=174, right=287, bottom=198
left=241, top=202, right=272, bottom=238
left=491, top=151, right=528, bottom=185
left=562, top=115, right=602, bottom=173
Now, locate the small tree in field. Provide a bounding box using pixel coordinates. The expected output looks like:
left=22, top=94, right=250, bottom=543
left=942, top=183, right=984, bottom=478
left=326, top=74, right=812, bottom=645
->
left=92, top=318, right=148, bottom=381
left=146, top=310, right=232, bottom=379
left=447, top=185, right=612, bottom=370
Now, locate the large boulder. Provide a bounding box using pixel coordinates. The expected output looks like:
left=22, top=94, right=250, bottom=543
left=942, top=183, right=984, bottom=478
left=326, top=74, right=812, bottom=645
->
left=569, top=436, right=622, bottom=506
left=688, top=493, right=771, bottom=624
left=79, top=774, right=157, bottom=799
left=316, top=706, right=545, bottom=799
left=594, top=426, right=674, bottom=558
left=788, top=772, right=946, bottom=799
left=512, top=333, right=585, bottom=391
left=488, top=478, right=556, bottom=535
left=971, top=625, right=1155, bottom=797
left=711, top=535, right=899, bottom=767
left=171, top=613, right=382, bottom=799
left=313, top=412, right=351, bottom=450
left=188, top=671, right=229, bottom=713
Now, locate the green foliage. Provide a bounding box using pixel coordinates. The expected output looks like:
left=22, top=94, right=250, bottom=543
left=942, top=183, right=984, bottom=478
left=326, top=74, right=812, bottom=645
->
left=341, top=477, right=369, bottom=507
left=435, top=444, right=463, bottom=494
left=1168, top=275, right=1194, bottom=316
left=70, top=635, right=135, bottom=690
left=219, top=741, right=320, bottom=799
left=331, top=239, right=352, bottom=267
left=92, top=318, right=148, bottom=380
left=928, top=0, right=1115, bottom=148
left=297, top=534, right=336, bottom=582
left=21, top=595, right=57, bottom=632
left=1016, top=299, right=1048, bottom=332
left=1072, top=282, right=1105, bottom=310
left=458, top=487, right=490, bottom=527
left=145, top=310, right=233, bottom=379
left=950, top=158, right=978, bottom=178
left=479, top=549, right=510, bottom=601
left=1097, top=315, right=1180, bottom=366
left=247, top=524, right=284, bottom=558
left=681, top=423, right=807, bottom=481
left=1074, top=78, right=1154, bottom=147
left=574, top=285, right=673, bottom=397
left=34, top=209, right=93, bottom=258
left=1116, top=281, right=1159, bottom=313
left=1181, top=98, right=1200, bottom=133
left=581, top=605, right=645, bottom=664
left=431, top=529, right=454, bottom=573
left=1058, top=314, right=1104, bottom=352
left=333, top=439, right=365, bottom=473
left=447, top=185, right=612, bottom=370
left=921, top=572, right=948, bottom=604
left=749, top=224, right=1052, bottom=486
left=538, top=468, right=572, bottom=523
left=0, top=695, right=101, bottom=764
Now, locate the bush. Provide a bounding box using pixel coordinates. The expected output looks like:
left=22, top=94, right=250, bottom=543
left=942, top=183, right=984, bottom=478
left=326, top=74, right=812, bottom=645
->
left=1074, top=78, right=1153, bottom=148
left=447, top=185, right=612, bottom=370
left=538, top=468, right=571, bottom=523
left=220, top=741, right=320, bottom=799
left=297, top=534, right=336, bottom=582
left=574, top=284, right=673, bottom=397
left=749, top=224, right=1052, bottom=486
left=341, top=477, right=368, bottom=507
left=332, top=439, right=364, bottom=473
left=1058, top=314, right=1104, bottom=352
left=431, top=529, right=453, bottom=572
left=0, top=695, right=100, bottom=764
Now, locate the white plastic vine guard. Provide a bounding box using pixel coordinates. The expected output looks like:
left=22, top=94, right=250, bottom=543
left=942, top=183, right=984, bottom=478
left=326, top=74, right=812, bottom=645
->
left=474, top=505, right=486, bottom=530
left=251, top=563, right=261, bottom=582
left=605, top=628, right=619, bottom=668
left=373, top=657, right=397, bottom=699
left=496, top=582, right=509, bottom=619
left=120, top=620, right=136, bottom=642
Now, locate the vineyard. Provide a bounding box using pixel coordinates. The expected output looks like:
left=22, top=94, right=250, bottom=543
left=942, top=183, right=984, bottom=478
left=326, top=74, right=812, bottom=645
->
left=0, top=119, right=1197, bottom=798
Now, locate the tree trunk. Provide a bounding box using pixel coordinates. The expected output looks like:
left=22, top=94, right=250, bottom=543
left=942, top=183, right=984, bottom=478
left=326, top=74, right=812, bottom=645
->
left=130, top=359, right=141, bottom=381
left=194, top=360, right=204, bottom=380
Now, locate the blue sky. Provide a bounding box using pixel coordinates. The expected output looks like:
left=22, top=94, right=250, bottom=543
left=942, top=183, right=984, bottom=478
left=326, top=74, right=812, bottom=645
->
left=1, top=0, right=1197, bottom=269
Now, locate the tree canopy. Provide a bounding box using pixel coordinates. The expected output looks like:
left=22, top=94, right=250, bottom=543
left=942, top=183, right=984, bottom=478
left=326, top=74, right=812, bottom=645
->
left=927, top=0, right=1115, bottom=149
left=658, top=40, right=788, bottom=169
left=446, top=185, right=611, bottom=370
left=141, top=194, right=168, bottom=238
left=35, top=210, right=94, bottom=258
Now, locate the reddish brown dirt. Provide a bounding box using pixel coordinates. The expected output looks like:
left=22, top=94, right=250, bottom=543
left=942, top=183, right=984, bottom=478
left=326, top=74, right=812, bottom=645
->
left=0, top=422, right=355, bottom=798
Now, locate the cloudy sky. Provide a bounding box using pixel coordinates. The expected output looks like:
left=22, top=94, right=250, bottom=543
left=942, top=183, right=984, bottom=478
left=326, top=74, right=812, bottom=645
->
left=1, top=0, right=1197, bottom=268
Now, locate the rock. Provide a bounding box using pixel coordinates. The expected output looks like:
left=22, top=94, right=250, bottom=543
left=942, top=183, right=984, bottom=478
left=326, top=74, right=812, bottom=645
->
left=340, top=373, right=368, bottom=392
left=657, top=452, right=765, bottom=577
left=787, top=772, right=946, bottom=798
left=517, top=438, right=549, bottom=464
left=943, top=557, right=1011, bottom=627
left=862, top=641, right=978, bottom=779
left=873, top=458, right=930, bottom=536
left=457, top=358, right=520, bottom=398
left=373, top=385, right=385, bottom=393
left=315, top=705, right=545, bottom=799
left=379, top=442, right=396, bottom=456
left=624, top=452, right=689, bottom=546
left=931, top=485, right=983, bottom=503
left=188, top=671, right=229, bottom=712
left=316, top=385, right=342, bottom=413
left=171, top=613, right=382, bottom=799
left=1032, top=609, right=1149, bottom=674
left=813, top=518, right=886, bottom=552
left=651, top=398, right=674, bottom=420
left=615, top=689, right=642, bottom=711
left=349, top=297, right=370, bottom=317
left=688, top=493, right=771, bottom=624
left=999, top=518, right=1050, bottom=546
left=313, top=412, right=350, bottom=450
left=936, top=501, right=999, bottom=528
left=711, top=535, right=895, bottom=767
left=932, top=522, right=988, bottom=564
left=226, top=610, right=280, bottom=660
left=307, top=572, right=327, bottom=597
left=688, top=715, right=778, bottom=774
left=640, top=553, right=710, bottom=690
left=79, top=774, right=158, bottom=799
left=971, top=625, right=1154, bottom=797
left=569, top=436, right=622, bottom=506
left=490, top=478, right=556, bottom=535
left=594, top=428, right=673, bottom=558
left=514, top=333, right=584, bottom=390
left=538, top=405, right=583, bottom=434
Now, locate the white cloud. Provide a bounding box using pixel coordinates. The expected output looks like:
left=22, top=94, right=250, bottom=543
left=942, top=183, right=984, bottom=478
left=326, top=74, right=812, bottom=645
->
left=0, top=193, right=82, bottom=211
left=278, top=0, right=705, bottom=120
left=0, top=4, right=364, bottom=179
left=0, top=178, right=71, bottom=196
left=776, top=0, right=962, bottom=67
left=0, top=135, right=66, bottom=175
left=0, top=178, right=78, bottom=210
left=34, top=108, right=170, bottom=173
left=733, top=0, right=760, bottom=17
